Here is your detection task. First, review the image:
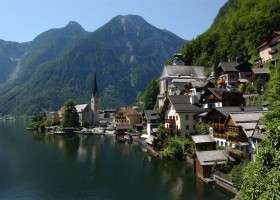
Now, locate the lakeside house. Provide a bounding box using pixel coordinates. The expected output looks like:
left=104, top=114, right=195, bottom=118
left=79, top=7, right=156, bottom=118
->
left=141, top=109, right=161, bottom=136
left=224, top=111, right=265, bottom=161
left=192, top=135, right=216, bottom=151
left=161, top=95, right=203, bottom=136
left=191, top=134, right=235, bottom=180
left=113, top=108, right=141, bottom=133
left=199, top=106, right=260, bottom=148
left=194, top=150, right=235, bottom=179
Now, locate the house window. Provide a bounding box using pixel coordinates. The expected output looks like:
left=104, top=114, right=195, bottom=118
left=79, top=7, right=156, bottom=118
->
left=186, top=125, right=189, bottom=130
left=193, top=115, right=197, bottom=121
left=229, top=75, right=235, bottom=79
left=185, top=115, right=189, bottom=120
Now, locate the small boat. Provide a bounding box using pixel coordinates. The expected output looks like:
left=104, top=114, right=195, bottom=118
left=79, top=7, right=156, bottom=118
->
left=76, top=128, right=92, bottom=135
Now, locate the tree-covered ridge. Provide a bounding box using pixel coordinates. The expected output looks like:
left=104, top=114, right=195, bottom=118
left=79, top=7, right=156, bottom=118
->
left=239, top=63, right=280, bottom=199
left=0, top=15, right=185, bottom=115
left=181, top=0, right=280, bottom=70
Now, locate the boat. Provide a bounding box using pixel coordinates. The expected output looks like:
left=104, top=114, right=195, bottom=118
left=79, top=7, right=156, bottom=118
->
left=76, top=128, right=92, bottom=135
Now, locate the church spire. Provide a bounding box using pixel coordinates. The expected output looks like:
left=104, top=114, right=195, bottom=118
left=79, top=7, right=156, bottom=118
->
left=92, top=72, right=98, bottom=96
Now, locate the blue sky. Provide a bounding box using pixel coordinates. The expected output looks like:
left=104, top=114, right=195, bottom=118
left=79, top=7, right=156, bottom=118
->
left=0, top=0, right=227, bottom=42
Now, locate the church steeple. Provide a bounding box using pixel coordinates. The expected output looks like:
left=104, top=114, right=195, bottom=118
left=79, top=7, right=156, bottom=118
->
left=92, top=72, right=98, bottom=96
left=91, top=72, right=99, bottom=126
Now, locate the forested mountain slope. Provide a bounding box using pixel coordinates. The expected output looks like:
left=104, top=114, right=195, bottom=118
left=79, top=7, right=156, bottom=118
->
left=181, top=0, right=280, bottom=72
left=0, top=15, right=185, bottom=115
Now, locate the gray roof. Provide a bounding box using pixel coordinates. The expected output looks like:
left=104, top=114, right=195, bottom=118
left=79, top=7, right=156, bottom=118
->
left=207, top=88, right=243, bottom=100
left=160, top=65, right=206, bottom=80
left=228, top=112, right=265, bottom=138
left=252, top=68, right=270, bottom=74
left=196, top=150, right=234, bottom=166
left=144, top=110, right=160, bottom=122
left=170, top=78, right=196, bottom=83
left=168, top=96, right=203, bottom=113
left=218, top=62, right=239, bottom=72
left=192, top=135, right=216, bottom=144
left=208, top=106, right=260, bottom=117
left=229, top=112, right=264, bottom=123
left=75, top=104, right=88, bottom=113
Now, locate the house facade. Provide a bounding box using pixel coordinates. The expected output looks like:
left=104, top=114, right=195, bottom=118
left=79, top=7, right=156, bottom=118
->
left=194, top=150, right=234, bottom=179
left=75, top=104, right=92, bottom=126
left=216, top=61, right=253, bottom=89
left=158, top=54, right=206, bottom=107
left=200, top=106, right=260, bottom=148
left=224, top=111, right=265, bottom=161
left=256, top=31, right=280, bottom=64
left=142, top=110, right=161, bottom=136
left=200, top=88, right=245, bottom=109
left=113, top=108, right=141, bottom=128
left=192, top=135, right=216, bottom=151
left=161, top=95, right=203, bottom=136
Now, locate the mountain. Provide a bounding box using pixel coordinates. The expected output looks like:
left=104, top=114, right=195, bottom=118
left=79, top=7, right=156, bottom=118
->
left=0, top=15, right=185, bottom=115
left=181, top=0, right=280, bottom=71
left=0, top=40, right=28, bottom=83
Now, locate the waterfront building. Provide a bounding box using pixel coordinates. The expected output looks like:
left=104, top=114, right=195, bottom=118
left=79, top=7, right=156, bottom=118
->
left=224, top=111, right=265, bottom=161
left=161, top=95, right=203, bottom=136
left=58, top=73, right=99, bottom=126
left=113, top=108, right=141, bottom=128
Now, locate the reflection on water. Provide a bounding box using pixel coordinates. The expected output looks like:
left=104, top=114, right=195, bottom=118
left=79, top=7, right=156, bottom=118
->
left=0, top=120, right=233, bottom=200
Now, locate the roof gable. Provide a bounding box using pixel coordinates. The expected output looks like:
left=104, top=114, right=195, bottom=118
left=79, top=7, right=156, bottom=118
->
left=196, top=150, right=233, bottom=165
left=161, top=65, right=206, bottom=79
left=192, top=135, right=216, bottom=144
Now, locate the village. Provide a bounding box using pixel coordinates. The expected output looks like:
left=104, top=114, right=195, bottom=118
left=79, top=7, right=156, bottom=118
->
left=32, top=31, right=279, bottom=195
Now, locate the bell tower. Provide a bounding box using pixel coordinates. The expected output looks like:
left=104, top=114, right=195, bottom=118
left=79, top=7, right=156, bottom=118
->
left=91, top=72, right=99, bottom=126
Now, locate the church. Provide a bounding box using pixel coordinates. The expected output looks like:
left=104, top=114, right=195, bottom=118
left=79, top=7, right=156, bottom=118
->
left=73, top=73, right=100, bottom=126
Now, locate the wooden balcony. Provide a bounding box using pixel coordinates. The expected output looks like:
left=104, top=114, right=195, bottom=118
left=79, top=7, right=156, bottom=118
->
left=210, top=123, right=225, bottom=129
left=228, top=147, right=251, bottom=160
left=269, top=48, right=278, bottom=54
left=165, top=119, right=175, bottom=124
left=218, top=79, right=226, bottom=84
left=213, top=133, right=227, bottom=139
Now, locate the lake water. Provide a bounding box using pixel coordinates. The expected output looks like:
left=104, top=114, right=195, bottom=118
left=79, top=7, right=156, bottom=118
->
left=0, top=120, right=233, bottom=200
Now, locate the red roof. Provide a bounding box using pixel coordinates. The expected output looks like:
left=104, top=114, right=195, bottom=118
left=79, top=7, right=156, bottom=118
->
left=257, top=31, right=280, bottom=49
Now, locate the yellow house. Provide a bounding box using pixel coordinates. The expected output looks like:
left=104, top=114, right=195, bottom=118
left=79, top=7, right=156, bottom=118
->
left=161, top=95, right=203, bottom=136
left=113, top=108, right=141, bottom=127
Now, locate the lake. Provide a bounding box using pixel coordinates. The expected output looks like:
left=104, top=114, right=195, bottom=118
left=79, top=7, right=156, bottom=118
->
left=0, top=120, right=233, bottom=200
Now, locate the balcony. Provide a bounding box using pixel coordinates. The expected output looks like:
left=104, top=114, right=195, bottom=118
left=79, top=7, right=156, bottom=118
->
left=213, top=133, right=227, bottom=139
left=165, top=119, right=175, bottom=124
left=269, top=48, right=278, bottom=55
left=210, top=123, right=225, bottom=129
left=218, top=79, right=226, bottom=85
left=228, top=147, right=251, bottom=160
